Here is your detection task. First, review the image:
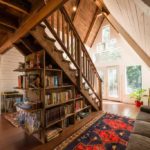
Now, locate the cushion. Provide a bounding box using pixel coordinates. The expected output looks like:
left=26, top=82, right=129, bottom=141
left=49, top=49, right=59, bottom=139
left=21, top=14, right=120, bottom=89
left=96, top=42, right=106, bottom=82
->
left=141, top=106, right=150, bottom=113
left=133, top=120, right=150, bottom=138
left=136, top=111, right=150, bottom=122
left=126, top=134, right=150, bottom=150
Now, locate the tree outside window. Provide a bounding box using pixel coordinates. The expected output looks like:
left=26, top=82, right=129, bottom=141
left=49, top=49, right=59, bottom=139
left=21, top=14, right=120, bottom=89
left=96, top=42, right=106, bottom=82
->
left=126, top=65, right=142, bottom=94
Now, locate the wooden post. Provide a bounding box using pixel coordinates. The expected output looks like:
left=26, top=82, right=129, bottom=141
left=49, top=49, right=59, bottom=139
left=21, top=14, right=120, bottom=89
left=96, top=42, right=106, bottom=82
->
left=77, top=40, right=82, bottom=89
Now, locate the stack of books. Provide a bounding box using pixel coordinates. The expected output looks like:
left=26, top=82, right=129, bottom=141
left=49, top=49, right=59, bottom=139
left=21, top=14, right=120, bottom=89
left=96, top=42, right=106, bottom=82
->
left=64, top=104, right=74, bottom=115
left=75, top=100, right=84, bottom=111
left=45, top=90, right=73, bottom=105
left=46, top=106, right=65, bottom=126
left=46, top=128, right=62, bottom=142
left=45, top=75, right=60, bottom=88
left=18, top=75, right=28, bottom=89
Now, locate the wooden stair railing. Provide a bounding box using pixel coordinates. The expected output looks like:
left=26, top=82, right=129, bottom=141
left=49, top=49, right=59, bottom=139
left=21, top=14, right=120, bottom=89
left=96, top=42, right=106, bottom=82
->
left=43, top=6, right=102, bottom=110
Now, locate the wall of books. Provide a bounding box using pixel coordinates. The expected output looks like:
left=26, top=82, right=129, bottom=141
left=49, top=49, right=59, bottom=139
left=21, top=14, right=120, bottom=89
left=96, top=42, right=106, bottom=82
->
left=14, top=50, right=92, bottom=143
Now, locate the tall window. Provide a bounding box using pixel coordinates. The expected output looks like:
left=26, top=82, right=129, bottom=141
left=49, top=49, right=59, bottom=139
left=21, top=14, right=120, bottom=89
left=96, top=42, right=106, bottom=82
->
left=102, top=25, right=110, bottom=43
left=126, top=65, right=142, bottom=94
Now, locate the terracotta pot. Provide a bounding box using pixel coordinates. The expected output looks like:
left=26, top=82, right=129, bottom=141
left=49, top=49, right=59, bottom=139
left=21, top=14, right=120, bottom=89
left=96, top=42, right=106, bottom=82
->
left=135, top=100, right=143, bottom=107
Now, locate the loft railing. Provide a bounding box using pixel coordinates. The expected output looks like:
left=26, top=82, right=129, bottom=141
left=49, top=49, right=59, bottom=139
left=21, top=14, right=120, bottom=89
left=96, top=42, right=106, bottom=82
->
left=44, top=6, right=102, bottom=108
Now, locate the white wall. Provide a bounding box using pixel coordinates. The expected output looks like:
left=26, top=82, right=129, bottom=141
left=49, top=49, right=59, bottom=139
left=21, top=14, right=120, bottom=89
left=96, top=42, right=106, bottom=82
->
left=0, top=47, right=24, bottom=113
left=90, top=19, right=150, bottom=105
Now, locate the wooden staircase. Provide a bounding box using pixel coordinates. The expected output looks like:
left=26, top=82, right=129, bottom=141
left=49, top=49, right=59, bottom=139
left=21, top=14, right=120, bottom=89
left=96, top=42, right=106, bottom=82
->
left=15, top=6, right=102, bottom=111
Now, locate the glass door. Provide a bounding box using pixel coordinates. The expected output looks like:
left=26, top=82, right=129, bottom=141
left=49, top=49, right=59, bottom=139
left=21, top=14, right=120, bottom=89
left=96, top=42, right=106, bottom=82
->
left=107, top=66, right=120, bottom=101
left=99, top=66, right=120, bottom=101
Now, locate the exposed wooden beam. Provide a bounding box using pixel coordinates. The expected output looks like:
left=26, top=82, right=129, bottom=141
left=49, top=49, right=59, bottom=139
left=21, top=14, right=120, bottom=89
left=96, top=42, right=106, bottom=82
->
left=0, top=0, right=30, bottom=15
left=90, top=16, right=104, bottom=47
left=0, top=0, right=69, bottom=54
left=84, top=7, right=99, bottom=43
left=0, top=12, right=18, bottom=30
left=72, top=0, right=80, bottom=21
left=0, top=24, right=15, bottom=33
left=104, top=14, right=150, bottom=67
left=94, top=0, right=109, bottom=14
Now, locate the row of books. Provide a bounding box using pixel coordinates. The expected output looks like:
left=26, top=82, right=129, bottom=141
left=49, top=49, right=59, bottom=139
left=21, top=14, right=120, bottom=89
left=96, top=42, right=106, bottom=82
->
left=46, top=106, right=65, bottom=126
left=75, top=100, right=85, bottom=111
left=18, top=74, right=41, bottom=89
left=64, top=104, right=74, bottom=115
left=45, top=90, right=73, bottom=105
left=45, top=75, right=61, bottom=88
left=46, top=128, right=62, bottom=142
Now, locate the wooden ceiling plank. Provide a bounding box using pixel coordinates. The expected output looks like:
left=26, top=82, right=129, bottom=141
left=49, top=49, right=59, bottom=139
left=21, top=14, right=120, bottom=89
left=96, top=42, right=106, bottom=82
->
left=105, top=14, right=150, bottom=67
left=0, top=0, right=29, bottom=15
left=20, top=39, right=34, bottom=53
left=0, top=24, right=14, bottom=33
left=90, top=16, right=104, bottom=47
left=0, top=0, right=69, bottom=54
left=72, top=0, right=80, bottom=21
left=84, top=7, right=99, bottom=43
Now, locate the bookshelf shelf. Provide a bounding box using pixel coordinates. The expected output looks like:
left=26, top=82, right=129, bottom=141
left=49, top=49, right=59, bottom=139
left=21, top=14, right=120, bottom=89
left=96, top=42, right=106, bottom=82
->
left=75, top=97, right=83, bottom=101
left=14, top=68, right=43, bottom=72
left=75, top=106, right=91, bottom=113
left=65, top=113, right=75, bottom=119
left=45, top=99, right=75, bottom=109
left=16, top=106, right=42, bottom=113
left=45, top=68, right=62, bottom=72
left=46, top=119, right=63, bottom=129
left=45, top=85, right=73, bottom=90
left=14, top=87, right=43, bottom=90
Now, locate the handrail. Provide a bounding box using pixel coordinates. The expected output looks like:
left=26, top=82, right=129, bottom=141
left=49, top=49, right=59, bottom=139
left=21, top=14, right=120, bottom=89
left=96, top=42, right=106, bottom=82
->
left=45, top=6, right=102, bottom=103
left=60, top=7, right=102, bottom=82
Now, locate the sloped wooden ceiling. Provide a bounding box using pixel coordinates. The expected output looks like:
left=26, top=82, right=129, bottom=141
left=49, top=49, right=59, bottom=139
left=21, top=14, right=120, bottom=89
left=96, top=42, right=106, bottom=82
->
left=0, top=0, right=44, bottom=50
left=64, top=0, right=104, bottom=47
left=103, top=0, right=150, bottom=58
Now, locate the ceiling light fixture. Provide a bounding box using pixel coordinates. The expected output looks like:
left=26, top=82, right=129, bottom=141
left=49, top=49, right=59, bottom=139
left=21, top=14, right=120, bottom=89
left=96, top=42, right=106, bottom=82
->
left=73, top=6, right=77, bottom=12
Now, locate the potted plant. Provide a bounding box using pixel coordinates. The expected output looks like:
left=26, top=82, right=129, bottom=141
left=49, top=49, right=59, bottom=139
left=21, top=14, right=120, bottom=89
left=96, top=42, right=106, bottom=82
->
left=130, top=89, right=146, bottom=107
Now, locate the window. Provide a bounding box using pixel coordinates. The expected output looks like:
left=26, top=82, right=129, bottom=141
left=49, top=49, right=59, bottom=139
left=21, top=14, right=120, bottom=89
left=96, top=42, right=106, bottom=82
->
left=126, top=65, right=142, bottom=94
left=102, top=25, right=110, bottom=43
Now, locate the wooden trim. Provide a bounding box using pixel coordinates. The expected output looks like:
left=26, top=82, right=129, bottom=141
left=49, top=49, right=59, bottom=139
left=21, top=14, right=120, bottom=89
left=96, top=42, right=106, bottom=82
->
left=90, top=16, right=104, bottom=47
left=105, top=14, right=150, bottom=67
left=0, top=0, right=69, bottom=54
left=84, top=7, right=99, bottom=43
left=0, top=0, right=30, bottom=15
left=72, top=0, right=80, bottom=22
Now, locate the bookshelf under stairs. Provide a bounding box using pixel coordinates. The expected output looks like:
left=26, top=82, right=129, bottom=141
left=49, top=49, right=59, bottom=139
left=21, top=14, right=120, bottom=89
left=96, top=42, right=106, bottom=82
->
left=14, top=6, right=102, bottom=144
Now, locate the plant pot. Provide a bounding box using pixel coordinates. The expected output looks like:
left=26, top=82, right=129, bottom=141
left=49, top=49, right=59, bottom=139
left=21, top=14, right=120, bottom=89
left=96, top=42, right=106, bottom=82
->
left=135, top=100, right=143, bottom=107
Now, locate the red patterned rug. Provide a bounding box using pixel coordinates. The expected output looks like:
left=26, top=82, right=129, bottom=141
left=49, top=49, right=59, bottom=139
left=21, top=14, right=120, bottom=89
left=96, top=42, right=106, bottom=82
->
left=55, top=113, right=135, bottom=150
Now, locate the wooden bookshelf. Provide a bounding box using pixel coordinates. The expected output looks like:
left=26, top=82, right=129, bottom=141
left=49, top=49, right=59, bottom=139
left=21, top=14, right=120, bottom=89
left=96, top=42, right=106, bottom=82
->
left=14, top=50, right=92, bottom=143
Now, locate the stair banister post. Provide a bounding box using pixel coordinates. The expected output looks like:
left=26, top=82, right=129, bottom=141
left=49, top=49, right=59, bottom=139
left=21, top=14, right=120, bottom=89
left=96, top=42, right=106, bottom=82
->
left=98, top=76, right=102, bottom=110
left=77, top=39, right=82, bottom=89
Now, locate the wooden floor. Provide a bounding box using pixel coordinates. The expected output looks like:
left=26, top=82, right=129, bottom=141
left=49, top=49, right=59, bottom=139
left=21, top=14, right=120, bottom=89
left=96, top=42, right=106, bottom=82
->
left=0, top=101, right=139, bottom=150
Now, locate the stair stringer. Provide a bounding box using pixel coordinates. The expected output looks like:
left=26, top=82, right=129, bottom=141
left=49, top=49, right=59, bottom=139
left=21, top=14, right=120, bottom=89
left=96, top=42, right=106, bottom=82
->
left=30, top=25, right=99, bottom=111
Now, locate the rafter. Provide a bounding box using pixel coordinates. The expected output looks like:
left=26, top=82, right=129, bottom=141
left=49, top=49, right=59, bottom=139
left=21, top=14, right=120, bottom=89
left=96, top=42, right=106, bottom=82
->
left=0, top=0, right=30, bottom=15
left=90, top=16, right=104, bottom=47
left=0, top=24, right=15, bottom=33
left=72, top=0, right=80, bottom=21
left=0, top=11, right=18, bottom=30
left=84, top=7, right=99, bottom=43
left=0, top=0, right=69, bottom=54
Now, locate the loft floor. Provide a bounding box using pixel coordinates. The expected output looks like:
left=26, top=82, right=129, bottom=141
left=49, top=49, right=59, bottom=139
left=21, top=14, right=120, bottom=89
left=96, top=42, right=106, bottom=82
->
left=0, top=101, right=139, bottom=150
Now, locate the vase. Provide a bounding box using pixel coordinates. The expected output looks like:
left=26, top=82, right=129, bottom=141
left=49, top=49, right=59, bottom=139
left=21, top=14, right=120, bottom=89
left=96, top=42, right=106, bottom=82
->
left=135, top=100, right=143, bottom=107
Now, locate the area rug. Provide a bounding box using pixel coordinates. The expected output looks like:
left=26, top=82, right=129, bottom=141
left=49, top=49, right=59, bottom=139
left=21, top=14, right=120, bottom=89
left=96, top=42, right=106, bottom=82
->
left=4, top=112, right=19, bottom=128
left=55, top=113, right=135, bottom=150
